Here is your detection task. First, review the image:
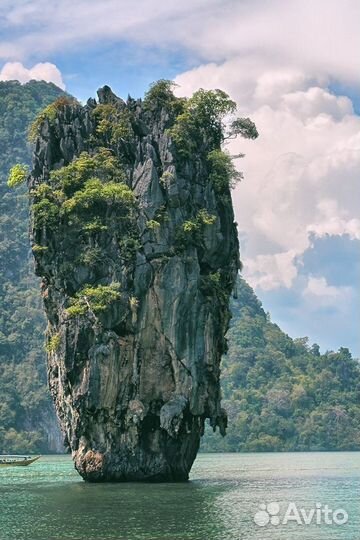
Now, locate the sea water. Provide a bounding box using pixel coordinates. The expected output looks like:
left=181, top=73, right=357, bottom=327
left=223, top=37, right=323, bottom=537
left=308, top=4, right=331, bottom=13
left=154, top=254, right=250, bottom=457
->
left=0, top=452, right=359, bottom=540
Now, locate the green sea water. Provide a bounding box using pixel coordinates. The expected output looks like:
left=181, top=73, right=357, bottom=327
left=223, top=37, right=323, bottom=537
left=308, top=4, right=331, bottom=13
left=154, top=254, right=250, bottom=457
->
left=0, top=452, right=359, bottom=540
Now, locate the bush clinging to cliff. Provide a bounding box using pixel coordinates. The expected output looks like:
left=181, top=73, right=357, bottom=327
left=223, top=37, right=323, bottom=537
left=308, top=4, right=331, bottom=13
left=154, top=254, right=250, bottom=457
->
left=66, top=283, right=122, bottom=317
left=28, top=96, right=79, bottom=142
left=207, top=149, right=243, bottom=193
left=7, top=164, right=29, bottom=187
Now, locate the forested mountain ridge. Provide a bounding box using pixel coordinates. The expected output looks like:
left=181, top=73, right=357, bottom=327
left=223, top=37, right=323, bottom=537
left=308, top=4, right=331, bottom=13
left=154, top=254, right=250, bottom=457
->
left=0, top=80, right=65, bottom=453
left=202, top=277, right=360, bottom=452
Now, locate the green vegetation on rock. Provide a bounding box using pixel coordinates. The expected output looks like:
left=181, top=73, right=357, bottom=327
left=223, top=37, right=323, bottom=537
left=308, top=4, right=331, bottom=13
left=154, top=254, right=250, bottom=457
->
left=168, top=88, right=258, bottom=159
left=62, top=178, right=135, bottom=213
left=92, top=104, right=134, bottom=146
left=182, top=209, right=217, bottom=232
left=28, top=95, right=78, bottom=142
left=30, top=149, right=137, bottom=263
left=66, top=284, right=122, bottom=317
left=160, top=84, right=259, bottom=204
left=47, top=149, right=126, bottom=196
left=7, top=163, right=29, bottom=187
left=207, top=149, right=243, bottom=193
left=175, top=209, right=217, bottom=251
left=46, top=333, right=61, bottom=353
left=143, top=79, right=182, bottom=112
left=31, top=149, right=133, bottom=218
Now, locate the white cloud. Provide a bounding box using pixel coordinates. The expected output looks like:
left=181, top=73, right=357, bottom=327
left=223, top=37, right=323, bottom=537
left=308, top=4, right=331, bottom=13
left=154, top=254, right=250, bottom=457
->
left=244, top=250, right=298, bottom=291
left=303, top=276, right=353, bottom=308
left=305, top=276, right=343, bottom=298
left=254, top=70, right=309, bottom=105
left=308, top=200, right=360, bottom=240
left=0, top=0, right=220, bottom=60
left=282, top=87, right=353, bottom=121
left=0, top=61, right=65, bottom=89
left=268, top=274, right=359, bottom=354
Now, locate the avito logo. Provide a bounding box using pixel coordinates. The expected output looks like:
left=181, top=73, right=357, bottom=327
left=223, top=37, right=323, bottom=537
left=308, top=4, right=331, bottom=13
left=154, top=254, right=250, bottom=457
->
left=254, top=502, right=348, bottom=528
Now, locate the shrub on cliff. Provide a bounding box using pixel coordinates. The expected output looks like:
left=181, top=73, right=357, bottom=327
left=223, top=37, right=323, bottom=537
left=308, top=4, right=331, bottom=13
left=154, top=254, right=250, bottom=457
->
left=28, top=95, right=79, bottom=142
left=207, top=149, right=243, bottom=193
left=49, top=149, right=125, bottom=196
left=168, top=87, right=258, bottom=158
left=92, top=104, right=134, bottom=146
left=66, top=283, right=122, bottom=318
left=7, top=163, right=29, bottom=187
left=29, top=149, right=135, bottom=233
left=175, top=208, right=217, bottom=250
left=143, top=79, right=179, bottom=111
left=62, top=179, right=135, bottom=214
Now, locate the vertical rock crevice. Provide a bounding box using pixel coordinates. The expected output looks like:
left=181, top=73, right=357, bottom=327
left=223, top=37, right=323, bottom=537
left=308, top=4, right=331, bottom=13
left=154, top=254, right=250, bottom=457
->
left=28, top=84, right=241, bottom=481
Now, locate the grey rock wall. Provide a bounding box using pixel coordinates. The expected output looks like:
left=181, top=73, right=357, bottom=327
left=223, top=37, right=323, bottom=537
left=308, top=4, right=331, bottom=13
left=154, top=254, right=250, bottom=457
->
left=29, top=86, right=239, bottom=481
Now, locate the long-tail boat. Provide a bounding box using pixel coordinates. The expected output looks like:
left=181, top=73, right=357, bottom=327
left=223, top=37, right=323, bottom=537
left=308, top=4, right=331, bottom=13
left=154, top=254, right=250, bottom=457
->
left=0, top=455, right=40, bottom=467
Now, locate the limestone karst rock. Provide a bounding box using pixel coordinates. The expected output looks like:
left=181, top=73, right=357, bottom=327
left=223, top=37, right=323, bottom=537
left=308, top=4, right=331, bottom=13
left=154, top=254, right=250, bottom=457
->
left=28, top=84, right=241, bottom=481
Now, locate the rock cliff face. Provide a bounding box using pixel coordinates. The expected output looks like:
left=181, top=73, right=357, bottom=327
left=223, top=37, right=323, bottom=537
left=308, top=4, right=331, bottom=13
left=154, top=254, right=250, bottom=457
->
left=29, top=84, right=240, bottom=481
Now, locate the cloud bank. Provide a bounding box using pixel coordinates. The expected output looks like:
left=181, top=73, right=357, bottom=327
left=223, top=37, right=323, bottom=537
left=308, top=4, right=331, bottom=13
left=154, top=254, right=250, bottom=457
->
left=0, top=61, right=65, bottom=89
left=0, top=1, right=359, bottom=89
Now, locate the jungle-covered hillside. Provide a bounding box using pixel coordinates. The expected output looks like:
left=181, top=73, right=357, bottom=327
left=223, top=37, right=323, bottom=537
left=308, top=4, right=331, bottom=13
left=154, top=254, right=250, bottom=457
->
left=202, top=277, right=360, bottom=452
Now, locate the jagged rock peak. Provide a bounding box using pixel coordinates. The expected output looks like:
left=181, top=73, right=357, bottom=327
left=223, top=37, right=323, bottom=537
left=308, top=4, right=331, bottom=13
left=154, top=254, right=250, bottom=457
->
left=97, top=85, right=126, bottom=107
left=28, top=83, right=240, bottom=481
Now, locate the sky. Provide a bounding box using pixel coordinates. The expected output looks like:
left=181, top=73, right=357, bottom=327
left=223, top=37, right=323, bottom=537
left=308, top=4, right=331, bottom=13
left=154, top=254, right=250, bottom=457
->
left=0, top=0, right=359, bottom=356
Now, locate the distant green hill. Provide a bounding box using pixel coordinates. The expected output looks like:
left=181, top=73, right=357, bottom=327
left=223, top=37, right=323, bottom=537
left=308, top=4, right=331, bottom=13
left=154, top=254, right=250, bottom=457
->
left=202, top=277, right=360, bottom=451
left=0, top=80, right=65, bottom=453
